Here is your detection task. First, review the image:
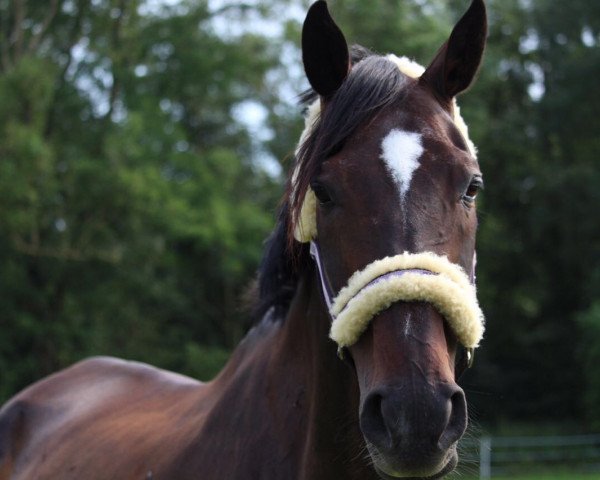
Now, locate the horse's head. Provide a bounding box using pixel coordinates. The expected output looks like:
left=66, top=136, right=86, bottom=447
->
left=291, top=1, right=487, bottom=477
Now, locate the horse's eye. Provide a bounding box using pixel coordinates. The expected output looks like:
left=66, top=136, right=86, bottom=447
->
left=311, top=183, right=333, bottom=206
left=462, top=177, right=483, bottom=205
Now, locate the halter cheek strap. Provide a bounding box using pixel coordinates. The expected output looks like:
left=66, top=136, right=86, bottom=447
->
left=309, top=241, right=334, bottom=312
left=309, top=241, right=484, bottom=363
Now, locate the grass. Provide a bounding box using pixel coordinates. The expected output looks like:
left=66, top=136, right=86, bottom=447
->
left=449, top=474, right=600, bottom=480
left=446, top=421, right=600, bottom=480
left=493, top=475, right=600, bottom=480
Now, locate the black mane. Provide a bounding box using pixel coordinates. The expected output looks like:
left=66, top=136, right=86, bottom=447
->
left=251, top=45, right=414, bottom=323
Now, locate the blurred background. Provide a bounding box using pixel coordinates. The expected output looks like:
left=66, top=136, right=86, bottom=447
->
left=1, top=0, right=599, bottom=477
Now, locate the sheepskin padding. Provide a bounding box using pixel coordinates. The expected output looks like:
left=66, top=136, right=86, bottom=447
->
left=296, top=100, right=321, bottom=155
left=291, top=55, right=478, bottom=242
left=386, top=54, right=425, bottom=78
left=292, top=99, right=321, bottom=242
left=293, top=188, right=317, bottom=241
left=329, top=252, right=484, bottom=349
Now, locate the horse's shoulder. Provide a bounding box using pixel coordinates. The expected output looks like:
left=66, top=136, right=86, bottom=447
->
left=63, top=355, right=202, bottom=388
left=0, top=357, right=201, bottom=458
left=0, top=358, right=206, bottom=477
left=19, top=356, right=200, bottom=400
left=0, top=397, right=27, bottom=475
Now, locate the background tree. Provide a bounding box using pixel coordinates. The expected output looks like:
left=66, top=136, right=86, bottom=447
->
left=462, top=0, right=600, bottom=426
left=0, top=0, right=282, bottom=399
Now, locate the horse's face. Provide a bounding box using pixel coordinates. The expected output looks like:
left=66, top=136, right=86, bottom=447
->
left=297, top=1, right=487, bottom=478
left=316, top=92, right=479, bottom=479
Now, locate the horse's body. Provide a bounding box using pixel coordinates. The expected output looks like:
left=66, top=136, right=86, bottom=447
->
left=1, top=280, right=371, bottom=479
left=0, top=1, right=488, bottom=479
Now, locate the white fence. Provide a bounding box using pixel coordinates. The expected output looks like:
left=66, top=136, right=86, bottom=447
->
left=458, top=433, right=600, bottom=479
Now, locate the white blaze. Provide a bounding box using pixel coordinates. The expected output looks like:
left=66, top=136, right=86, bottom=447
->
left=380, top=129, right=424, bottom=203
left=403, top=312, right=412, bottom=337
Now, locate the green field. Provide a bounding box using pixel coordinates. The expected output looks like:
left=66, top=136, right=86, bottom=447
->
left=453, top=475, right=600, bottom=480
left=495, top=476, right=600, bottom=480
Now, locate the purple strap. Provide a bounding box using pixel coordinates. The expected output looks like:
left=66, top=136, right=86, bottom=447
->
left=364, top=269, right=435, bottom=288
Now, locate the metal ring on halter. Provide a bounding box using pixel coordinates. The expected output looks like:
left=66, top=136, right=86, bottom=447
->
left=466, top=347, right=474, bottom=369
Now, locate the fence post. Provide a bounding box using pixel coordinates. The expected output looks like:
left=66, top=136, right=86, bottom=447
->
left=479, top=435, right=492, bottom=480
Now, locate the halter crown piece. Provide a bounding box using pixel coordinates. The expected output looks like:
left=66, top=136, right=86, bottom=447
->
left=294, top=56, right=485, bottom=354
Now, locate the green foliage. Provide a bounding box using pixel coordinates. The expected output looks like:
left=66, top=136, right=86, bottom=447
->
left=461, top=0, right=600, bottom=423
left=182, top=343, right=231, bottom=382
left=0, top=0, right=280, bottom=402
left=328, top=0, right=451, bottom=59
left=450, top=474, right=600, bottom=480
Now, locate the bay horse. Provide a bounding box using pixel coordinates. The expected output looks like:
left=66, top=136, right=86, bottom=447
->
left=0, top=1, right=487, bottom=479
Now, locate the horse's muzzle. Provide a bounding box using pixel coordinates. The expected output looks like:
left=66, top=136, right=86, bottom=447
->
left=359, top=381, right=467, bottom=478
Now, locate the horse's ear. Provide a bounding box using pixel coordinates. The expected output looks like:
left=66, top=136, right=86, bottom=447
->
left=302, top=1, right=350, bottom=98
left=420, top=0, right=487, bottom=102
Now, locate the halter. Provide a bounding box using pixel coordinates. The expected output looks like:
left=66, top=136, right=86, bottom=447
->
left=309, top=241, right=483, bottom=366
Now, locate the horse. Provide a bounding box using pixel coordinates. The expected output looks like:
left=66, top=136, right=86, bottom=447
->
left=0, top=1, right=488, bottom=478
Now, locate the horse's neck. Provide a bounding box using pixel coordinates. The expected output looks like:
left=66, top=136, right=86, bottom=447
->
left=199, top=268, right=375, bottom=479
left=279, top=272, right=373, bottom=478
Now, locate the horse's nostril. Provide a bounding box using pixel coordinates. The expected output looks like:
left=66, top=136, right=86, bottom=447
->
left=361, top=384, right=468, bottom=462
left=438, top=388, right=467, bottom=450
left=360, top=392, right=392, bottom=450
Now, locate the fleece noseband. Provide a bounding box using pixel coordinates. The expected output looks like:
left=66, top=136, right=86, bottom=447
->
left=309, top=242, right=484, bottom=360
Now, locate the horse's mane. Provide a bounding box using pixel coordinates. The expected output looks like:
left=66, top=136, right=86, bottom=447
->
left=251, top=45, right=414, bottom=323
